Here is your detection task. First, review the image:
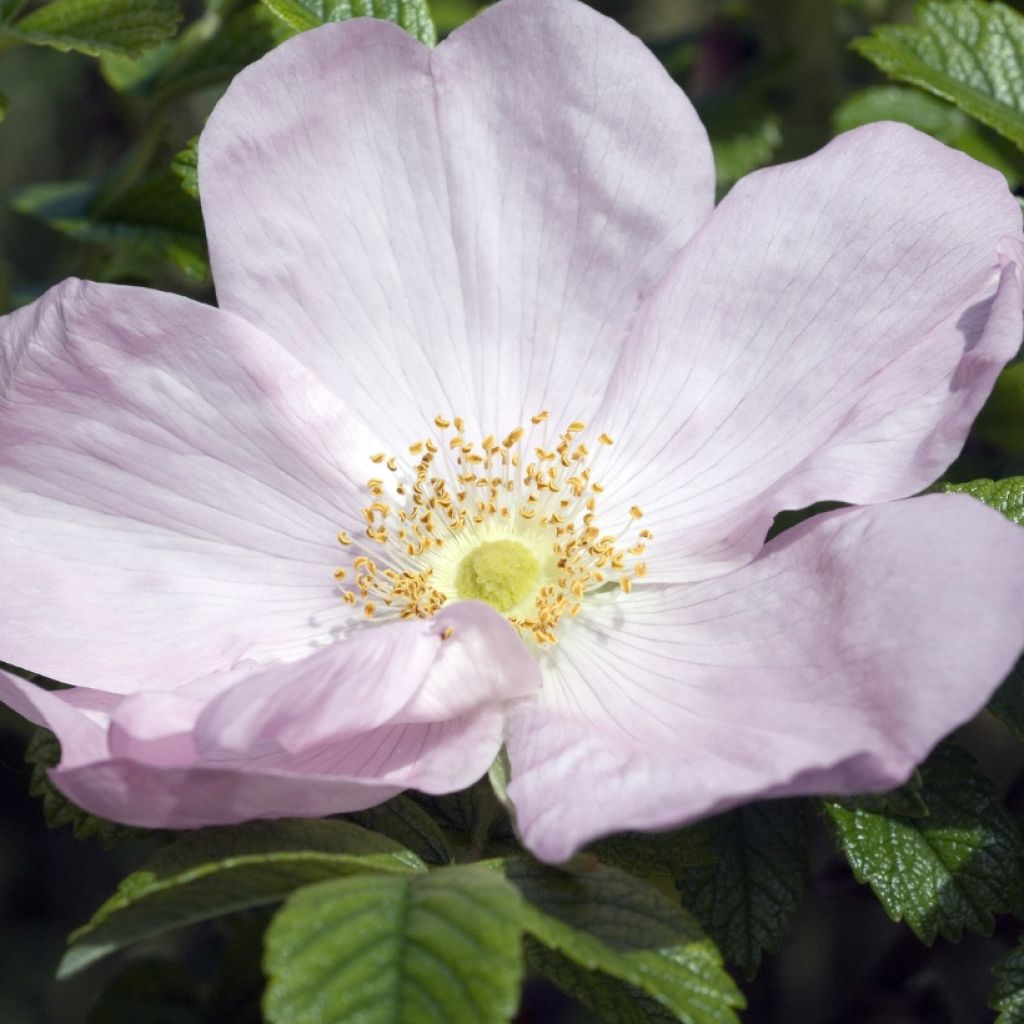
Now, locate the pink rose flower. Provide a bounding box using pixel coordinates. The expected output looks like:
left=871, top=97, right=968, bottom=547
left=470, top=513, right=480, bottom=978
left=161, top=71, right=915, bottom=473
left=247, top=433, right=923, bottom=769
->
left=3, top=0, right=1024, bottom=863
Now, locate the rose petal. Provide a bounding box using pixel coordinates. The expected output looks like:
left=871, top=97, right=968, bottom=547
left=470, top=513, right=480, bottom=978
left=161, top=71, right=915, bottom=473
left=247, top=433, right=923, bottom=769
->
left=200, top=0, right=713, bottom=439
left=194, top=601, right=540, bottom=756
left=1, top=279, right=376, bottom=691
left=506, top=493, right=1024, bottom=862
left=6, top=603, right=539, bottom=829
left=595, top=123, right=1024, bottom=581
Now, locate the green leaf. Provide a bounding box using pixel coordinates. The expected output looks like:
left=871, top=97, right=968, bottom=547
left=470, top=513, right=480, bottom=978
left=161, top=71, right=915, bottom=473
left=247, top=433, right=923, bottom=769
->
left=823, top=744, right=1023, bottom=944
left=25, top=729, right=152, bottom=846
left=85, top=960, right=202, bottom=1024
left=7, top=0, right=181, bottom=57
left=13, top=170, right=209, bottom=281
left=676, top=801, right=809, bottom=979
left=992, top=938, right=1024, bottom=1023
left=945, top=476, right=1024, bottom=526
left=504, top=857, right=743, bottom=1024
left=258, top=0, right=435, bottom=44
left=833, top=84, right=1024, bottom=186
left=264, top=865, right=523, bottom=1024
left=171, top=137, right=198, bottom=200
left=852, top=1, right=1024, bottom=152
left=346, top=794, right=454, bottom=866
left=60, top=819, right=424, bottom=978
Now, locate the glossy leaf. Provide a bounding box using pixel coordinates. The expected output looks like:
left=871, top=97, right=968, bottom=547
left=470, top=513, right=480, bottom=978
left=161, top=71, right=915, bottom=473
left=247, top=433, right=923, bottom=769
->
left=60, top=820, right=423, bottom=978
left=823, top=745, right=1023, bottom=944
left=7, top=0, right=181, bottom=57
left=258, top=0, right=434, bottom=44
left=852, top=1, right=1024, bottom=152
left=264, top=865, right=523, bottom=1024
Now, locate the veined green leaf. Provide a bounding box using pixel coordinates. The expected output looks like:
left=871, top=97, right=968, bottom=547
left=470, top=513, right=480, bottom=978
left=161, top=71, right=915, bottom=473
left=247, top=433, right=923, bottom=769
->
left=264, top=866, right=523, bottom=1024
left=676, top=801, right=809, bottom=979
left=7, top=0, right=181, bottom=57
left=852, top=1, right=1024, bottom=152
left=823, top=745, right=1023, bottom=944
left=992, top=938, right=1024, bottom=1023
left=504, top=857, right=743, bottom=1024
left=258, top=0, right=435, bottom=44
left=60, top=820, right=424, bottom=978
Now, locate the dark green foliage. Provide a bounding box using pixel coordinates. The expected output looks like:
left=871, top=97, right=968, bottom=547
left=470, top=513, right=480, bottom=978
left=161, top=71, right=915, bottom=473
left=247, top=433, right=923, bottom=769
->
left=824, top=745, right=1024, bottom=944
left=676, top=801, right=810, bottom=979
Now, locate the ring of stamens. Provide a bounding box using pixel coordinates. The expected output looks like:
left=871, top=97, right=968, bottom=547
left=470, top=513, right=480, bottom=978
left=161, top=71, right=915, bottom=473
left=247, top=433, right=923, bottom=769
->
left=334, top=413, right=651, bottom=645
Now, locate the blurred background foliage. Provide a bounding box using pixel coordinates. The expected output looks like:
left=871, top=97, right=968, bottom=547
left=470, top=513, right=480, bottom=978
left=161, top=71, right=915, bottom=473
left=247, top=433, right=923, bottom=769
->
left=4, top=0, right=1024, bottom=1022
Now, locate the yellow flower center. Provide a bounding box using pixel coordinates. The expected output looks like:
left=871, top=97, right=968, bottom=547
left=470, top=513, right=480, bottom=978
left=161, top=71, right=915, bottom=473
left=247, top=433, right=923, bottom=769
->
left=456, top=539, right=540, bottom=612
left=333, top=412, right=650, bottom=645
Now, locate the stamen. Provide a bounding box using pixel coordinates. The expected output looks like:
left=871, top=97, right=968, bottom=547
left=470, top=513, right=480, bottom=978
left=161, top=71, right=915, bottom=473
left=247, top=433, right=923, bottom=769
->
left=334, top=413, right=648, bottom=644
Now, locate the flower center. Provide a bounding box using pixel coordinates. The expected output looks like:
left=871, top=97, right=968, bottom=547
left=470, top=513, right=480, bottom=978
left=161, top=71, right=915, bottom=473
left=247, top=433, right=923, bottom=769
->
left=456, top=539, right=540, bottom=612
left=333, top=413, right=650, bottom=645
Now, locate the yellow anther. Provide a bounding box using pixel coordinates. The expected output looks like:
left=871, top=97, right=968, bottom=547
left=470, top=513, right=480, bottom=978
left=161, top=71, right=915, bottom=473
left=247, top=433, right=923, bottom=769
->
left=629, top=505, right=644, bottom=519
left=339, top=414, right=646, bottom=636
left=337, top=531, right=353, bottom=545
left=441, top=626, right=454, bottom=640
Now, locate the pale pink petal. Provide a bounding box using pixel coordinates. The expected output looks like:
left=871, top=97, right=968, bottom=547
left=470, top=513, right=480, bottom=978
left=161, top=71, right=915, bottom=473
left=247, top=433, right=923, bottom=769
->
left=594, top=124, right=1024, bottom=581
left=194, top=602, right=540, bottom=756
left=200, top=0, right=713, bottom=442
left=0, top=670, right=107, bottom=768
left=1, top=279, right=381, bottom=692
left=506, top=494, right=1024, bottom=862
left=9, top=605, right=538, bottom=829
left=48, top=708, right=507, bottom=829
